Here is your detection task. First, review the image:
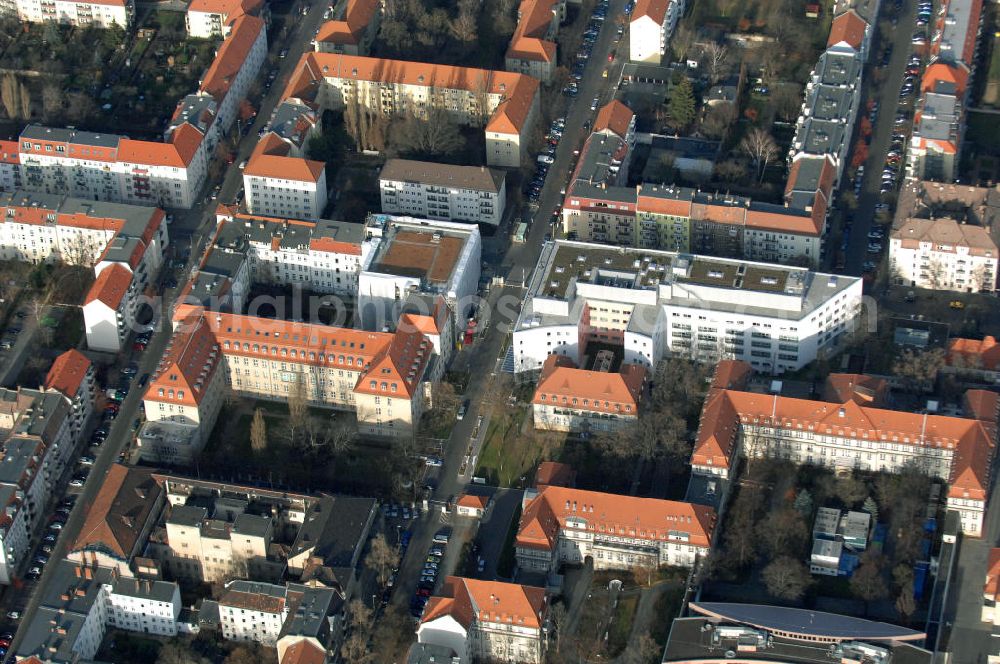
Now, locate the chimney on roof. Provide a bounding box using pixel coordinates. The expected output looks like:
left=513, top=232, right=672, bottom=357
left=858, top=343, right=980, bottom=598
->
left=74, top=566, right=81, bottom=578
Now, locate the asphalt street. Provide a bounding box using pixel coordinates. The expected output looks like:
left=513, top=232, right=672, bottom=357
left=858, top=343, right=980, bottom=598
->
left=840, top=0, right=915, bottom=276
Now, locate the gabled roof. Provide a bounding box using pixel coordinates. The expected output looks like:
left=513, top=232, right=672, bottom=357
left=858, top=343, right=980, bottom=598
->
left=593, top=100, right=634, bottom=141
left=421, top=577, right=546, bottom=630
left=822, top=373, right=888, bottom=406
left=534, top=461, right=576, bottom=489
left=532, top=355, right=645, bottom=415
left=517, top=485, right=716, bottom=551
left=280, top=640, right=327, bottom=664
left=507, top=36, right=557, bottom=62
left=118, top=122, right=205, bottom=169
left=827, top=10, right=868, bottom=51
left=245, top=133, right=326, bottom=182
left=457, top=494, right=489, bottom=510
left=200, top=16, right=265, bottom=103
left=315, top=0, right=379, bottom=45
left=948, top=335, right=1000, bottom=371
left=921, top=62, right=970, bottom=96
left=83, top=263, right=133, bottom=309
left=72, top=465, right=160, bottom=560
left=353, top=325, right=433, bottom=398
left=45, top=349, right=92, bottom=399
left=631, top=0, right=669, bottom=23
left=145, top=314, right=223, bottom=407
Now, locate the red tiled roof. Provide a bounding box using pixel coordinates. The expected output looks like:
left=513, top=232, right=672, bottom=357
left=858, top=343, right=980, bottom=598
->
left=200, top=16, right=265, bottom=102
left=517, top=485, right=716, bottom=551
left=280, top=641, right=327, bottom=664
left=593, top=100, right=634, bottom=140
left=45, top=349, right=92, bottom=399
left=244, top=133, right=326, bottom=182
left=421, top=577, right=547, bottom=630
left=632, top=0, right=669, bottom=23
left=827, top=10, right=868, bottom=51
left=72, top=465, right=160, bottom=559
left=532, top=355, right=645, bottom=415
left=534, top=461, right=575, bottom=489
left=84, top=263, right=133, bottom=309
left=986, top=548, right=1000, bottom=598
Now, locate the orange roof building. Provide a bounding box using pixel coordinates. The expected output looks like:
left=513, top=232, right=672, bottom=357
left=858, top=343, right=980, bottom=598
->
left=534, top=461, right=576, bottom=490
left=593, top=100, right=636, bottom=142
left=417, top=577, right=548, bottom=663
left=948, top=336, right=1000, bottom=373
left=827, top=9, right=869, bottom=53
left=45, top=349, right=94, bottom=404
left=692, top=361, right=997, bottom=537
left=629, top=0, right=672, bottom=63
left=280, top=52, right=539, bottom=168
left=515, top=485, right=716, bottom=573
left=315, top=0, right=380, bottom=55
left=68, top=465, right=163, bottom=572
left=186, top=0, right=264, bottom=38
left=244, top=133, right=328, bottom=220
left=532, top=355, right=646, bottom=434
left=505, top=0, right=560, bottom=82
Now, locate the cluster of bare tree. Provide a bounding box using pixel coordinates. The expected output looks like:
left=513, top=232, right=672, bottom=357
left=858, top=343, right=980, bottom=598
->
left=340, top=95, right=466, bottom=161
left=378, top=0, right=513, bottom=63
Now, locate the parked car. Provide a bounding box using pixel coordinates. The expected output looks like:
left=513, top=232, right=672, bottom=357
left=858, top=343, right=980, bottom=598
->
left=949, top=300, right=965, bottom=309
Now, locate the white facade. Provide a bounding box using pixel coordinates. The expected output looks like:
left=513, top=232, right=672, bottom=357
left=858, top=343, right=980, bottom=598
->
left=14, top=0, right=133, bottom=28
left=244, top=169, right=327, bottom=220
left=889, top=220, right=998, bottom=293
left=105, top=582, right=182, bottom=636
left=379, top=161, right=506, bottom=226
left=513, top=241, right=864, bottom=376
left=629, top=13, right=667, bottom=64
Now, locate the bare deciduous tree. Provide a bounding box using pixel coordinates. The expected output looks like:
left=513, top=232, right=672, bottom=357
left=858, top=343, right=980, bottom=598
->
left=250, top=408, right=267, bottom=454
left=365, top=533, right=401, bottom=587
left=740, top=128, right=779, bottom=183
left=762, top=556, right=812, bottom=601
left=704, top=42, right=730, bottom=84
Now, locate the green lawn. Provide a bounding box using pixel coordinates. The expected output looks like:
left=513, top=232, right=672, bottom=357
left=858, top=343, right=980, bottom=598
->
left=474, top=407, right=541, bottom=487
left=981, top=32, right=1000, bottom=107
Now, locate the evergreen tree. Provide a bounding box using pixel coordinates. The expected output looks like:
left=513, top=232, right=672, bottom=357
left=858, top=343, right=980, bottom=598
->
left=667, top=76, right=696, bottom=129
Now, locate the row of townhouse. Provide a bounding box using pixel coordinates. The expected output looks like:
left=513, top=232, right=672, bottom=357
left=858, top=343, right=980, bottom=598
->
left=378, top=159, right=507, bottom=226
left=692, top=360, right=999, bottom=537
left=629, top=0, right=685, bottom=64
left=5, top=0, right=133, bottom=28
left=786, top=7, right=873, bottom=196
left=15, top=561, right=181, bottom=663
left=271, top=52, right=540, bottom=171
left=0, top=350, right=94, bottom=585
left=505, top=0, right=564, bottom=84
left=314, top=0, right=381, bottom=55
left=13, top=464, right=362, bottom=663
left=562, top=101, right=830, bottom=267
left=3, top=14, right=267, bottom=209
left=0, top=190, right=170, bottom=353
left=141, top=214, right=478, bottom=458
left=513, top=239, right=864, bottom=377
left=888, top=181, right=999, bottom=293
left=907, top=0, right=984, bottom=182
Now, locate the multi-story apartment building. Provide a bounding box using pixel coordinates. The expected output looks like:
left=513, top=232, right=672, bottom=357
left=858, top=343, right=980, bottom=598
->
left=379, top=159, right=506, bottom=226
left=0, top=141, right=20, bottom=192
left=314, top=0, right=381, bottom=55
left=515, top=485, right=716, bottom=572
left=12, top=0, right=133, bottom=28
left=244, top=134, right=328, bottom=220
left=531, top=355, right=646, bottom=434
left=186, top=0, right=262, bottom=38
left=505, top=0, right=563, bottom=83
left=149, top=474, right=376, bottom=596
left=417, top=577, right=548, bottom=664
left=67, top=465, right=165, bottom=574
left=562, top=102, right=829, bottom=266
left=280, top=53, right=540, bottom=168
left=0, top=385, right=89, bottom=585
left=907, top=0, right=983, bottom=183
left=13, top=15, right=265, bottom=209
left=629, top=0, right=684, bottom=64
left=889, top=180, right=999, bottom=293
left=789, top=42, right=864, bottom=185
left=889, top=217, right=997, bottom=292
left=358, top=214, right=481, bottom=331
left=216, top=581, right=338, bottom=647
left=44, top=349, right=96, bottom=438
left=693, top=360, right=999, bottom=536
left=514, top=240, right=864, bottom=376
left=15, top=561, right=181, bottom=663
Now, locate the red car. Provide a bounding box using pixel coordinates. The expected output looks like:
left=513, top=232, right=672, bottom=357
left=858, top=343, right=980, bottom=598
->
left=133, top=341, right=147, bottom=351
left=105, top=403, right=120, bottom=413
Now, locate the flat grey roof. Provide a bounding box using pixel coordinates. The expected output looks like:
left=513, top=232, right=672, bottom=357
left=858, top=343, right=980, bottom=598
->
left=21, top=124, right=121, bottom=148
left=233, top=512, right=272, bottom=537
left=690, top=603, right=926, bottom=641
left=167, top=504, right=208, bottom=527
left=380, top=159, right=505, bottom=193
left=289, top=494, right=375, bottom=567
